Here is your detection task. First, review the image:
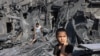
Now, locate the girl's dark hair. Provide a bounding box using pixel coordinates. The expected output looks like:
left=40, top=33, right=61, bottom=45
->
left=36, top=23, right=39, bottom=25
left=56, top=28, right=67, bottom=38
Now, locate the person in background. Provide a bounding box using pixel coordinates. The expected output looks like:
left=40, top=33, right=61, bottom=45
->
left=30, top=22, right=45, bottom=44
left=53, top=28, right=73, bottom=56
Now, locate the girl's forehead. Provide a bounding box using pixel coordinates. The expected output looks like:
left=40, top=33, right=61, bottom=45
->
left=58, top=31, right=66, bottom=34
left=57, top=31, right=68, bottom=36
left=57, top=32, right=67, bottom=36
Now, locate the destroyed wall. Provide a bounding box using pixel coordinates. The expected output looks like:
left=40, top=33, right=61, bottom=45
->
left=0, top=16, right=9, bottom=35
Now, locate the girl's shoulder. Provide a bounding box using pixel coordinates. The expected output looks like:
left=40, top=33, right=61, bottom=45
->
left=67, top=44, right=73, bottom=47
left=65, top=44, right=74, bottom=53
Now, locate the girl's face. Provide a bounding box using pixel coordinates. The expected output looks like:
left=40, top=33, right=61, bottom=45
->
left=36, top=24, right=39, bottom=27
left=57, top=31, right=68, bottom=45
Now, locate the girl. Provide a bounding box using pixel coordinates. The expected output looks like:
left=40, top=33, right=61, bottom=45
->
left=53, top=28, right=73, bottom=56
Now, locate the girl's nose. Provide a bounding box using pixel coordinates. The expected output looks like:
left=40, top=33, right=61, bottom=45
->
left=61, top=37, right=63, bottom=41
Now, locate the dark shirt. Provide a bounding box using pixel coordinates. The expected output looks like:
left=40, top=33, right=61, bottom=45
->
left=53, top=44, right=73, bottom=56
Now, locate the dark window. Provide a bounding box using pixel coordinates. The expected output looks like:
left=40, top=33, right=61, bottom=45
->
left=6, top=22, right=13, bottom=33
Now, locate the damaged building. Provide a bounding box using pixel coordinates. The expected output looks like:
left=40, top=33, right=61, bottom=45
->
left=0, top=0, right=100, bottom=56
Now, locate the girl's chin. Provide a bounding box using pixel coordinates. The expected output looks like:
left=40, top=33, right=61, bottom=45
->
left=60, top=42, right=64, bottom=45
